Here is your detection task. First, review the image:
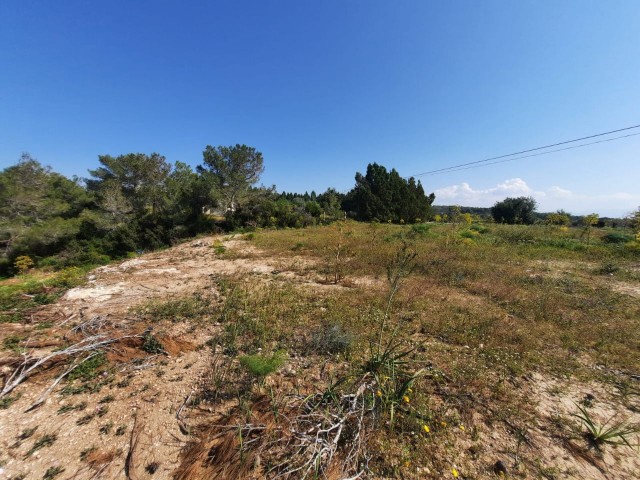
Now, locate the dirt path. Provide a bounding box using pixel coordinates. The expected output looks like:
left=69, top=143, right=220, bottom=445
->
left=0, top=236, right=321, bottom=480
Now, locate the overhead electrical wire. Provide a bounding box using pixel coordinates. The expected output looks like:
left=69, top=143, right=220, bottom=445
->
left=411, top=124, right=640, bottom=178
left=419, top=132, right=640, bottom=177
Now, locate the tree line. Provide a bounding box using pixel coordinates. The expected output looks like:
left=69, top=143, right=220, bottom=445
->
left=0, top=148, right=436, bottom=275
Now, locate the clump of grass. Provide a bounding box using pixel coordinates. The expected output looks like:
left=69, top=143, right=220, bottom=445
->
left=0, top=393, right=21, bottom=409
left=115, top=425, right=127, bottom=436
left=572, top=403, right=640, bottom=450
left=43, top=466, right=65, bottom=480
left=25, top=433, right=57, bottom=457
left=240, top=351, right=286, bottom=378
left=213, top=242, right=226, bottom=254
left=98, top=394, right=115, bottom=404
left=598, top=261, right=620, bottom=275
left=57, top=401, right=87, bottom=414
left=77, top=414, right=96, bottom=426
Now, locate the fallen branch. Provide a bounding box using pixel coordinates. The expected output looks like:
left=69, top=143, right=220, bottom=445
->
left=25, top=352, right=101, bottom=411
left=1, top=334, right=139, bottom=398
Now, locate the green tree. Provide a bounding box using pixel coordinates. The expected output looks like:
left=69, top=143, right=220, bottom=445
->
left=545, top=210, right=571, bottom=226
left=342, top=163, right=434, bottom=223
left=0, top=154, right=92, bottom=272
left=491, top=197, right=538, bottom=224
left=86, top=153, right=171, bottom=218
left=581, top=213, right=599, bottom=245
left=628, top=207, right=640, bottom=241
left=198, top=144, right=264, bottom=212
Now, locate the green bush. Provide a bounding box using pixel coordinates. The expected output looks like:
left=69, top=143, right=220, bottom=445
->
left=602, top=231, right=634, bottom=244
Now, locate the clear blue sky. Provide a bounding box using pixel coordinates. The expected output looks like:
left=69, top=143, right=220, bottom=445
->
left=1, top=0, right=639, bottom=216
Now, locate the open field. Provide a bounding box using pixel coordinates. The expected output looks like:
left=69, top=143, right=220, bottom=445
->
left=1, top=222, right=639, bottom=479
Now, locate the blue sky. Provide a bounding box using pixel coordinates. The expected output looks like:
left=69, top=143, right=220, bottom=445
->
left=1, top=0, right=639, bottom=216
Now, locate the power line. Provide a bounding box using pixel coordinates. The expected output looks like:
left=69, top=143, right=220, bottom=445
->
left=411, top=124, right=640, bottom=178
left=420, top=132, right=640, bottom=177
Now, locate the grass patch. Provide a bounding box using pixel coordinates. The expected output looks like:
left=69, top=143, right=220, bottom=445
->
left=239, top=351, right=286, bottom=378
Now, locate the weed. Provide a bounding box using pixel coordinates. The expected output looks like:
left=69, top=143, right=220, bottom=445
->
left=572, top=403, right=640, bottom=449
left=99, top=421, right=113, bottom=435
left=142, top=332, right=164, bottom=354
left=240, top=351, right=286, bottom=378
left=310, top=323, right=353, bottom=355
left=25, top=434, right=57, bottom=457
left=57, top=401, right=87, bottom=414
left=16, top=427, right=38, bottom=441
left=115, top=425, right=127, bottom=436
left=67, top=352, right=106, bottom=381
left=80, top=446, right=97, bottom=461
left=0, top=393, right=21, bottom=409
left=77, top=414, right=96, bottom=425
left=42, top=466, right=64, bottom=480
left=98, top=394, right=115, bottom=404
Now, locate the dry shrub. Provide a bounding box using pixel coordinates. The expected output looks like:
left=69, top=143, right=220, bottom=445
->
left=85, top=448, right=120, bottom=470
left=176, top=381, right=374, bottom=480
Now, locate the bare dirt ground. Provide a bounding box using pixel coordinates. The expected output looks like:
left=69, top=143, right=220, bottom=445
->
left=1, top=237, right=638, bottom=479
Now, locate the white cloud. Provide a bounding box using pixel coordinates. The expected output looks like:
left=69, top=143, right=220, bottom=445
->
left=434, top=178, right=640, bottom=217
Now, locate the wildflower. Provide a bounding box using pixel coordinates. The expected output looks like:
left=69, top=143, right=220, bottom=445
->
left=423, top=424, right=430, bottom=433
left=441, top=421, right=447, bottom=428
left=376, top=390, right=382, bottom=398
left=407, top=387, right=413, bottom=393
left=451, top=467, right=459, bottom=478
left=459, top=424, right=465, bottom=431
left=402, top=395, right=410, bottom=404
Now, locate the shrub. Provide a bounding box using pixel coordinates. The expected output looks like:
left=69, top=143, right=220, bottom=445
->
left=602, top=232, right=633, bottom=244
left=310, top=324, right=353, bottom=355
left=14, top=256, right=34, bottom=274
left=410, top=223, right=431, bottom=236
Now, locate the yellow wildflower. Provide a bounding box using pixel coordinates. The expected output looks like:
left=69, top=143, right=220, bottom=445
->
left=402, top=395, right=410, bottom=404
left=376, top=390, right=382, bottom=398
left=441, top=421, right=447, bottom=428
left=407, top=387, right=413, bottom=393
left=459, top=424, right=465, bottom=431
left=451, top=467, right=459, bottom=478
left=423, top=424, right=430, bottom=433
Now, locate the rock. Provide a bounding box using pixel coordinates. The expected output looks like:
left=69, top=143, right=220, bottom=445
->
left=493, top=460, right=507, bottom=476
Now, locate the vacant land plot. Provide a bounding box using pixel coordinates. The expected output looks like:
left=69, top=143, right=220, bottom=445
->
left=1, top=222, right=638, bottom=479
